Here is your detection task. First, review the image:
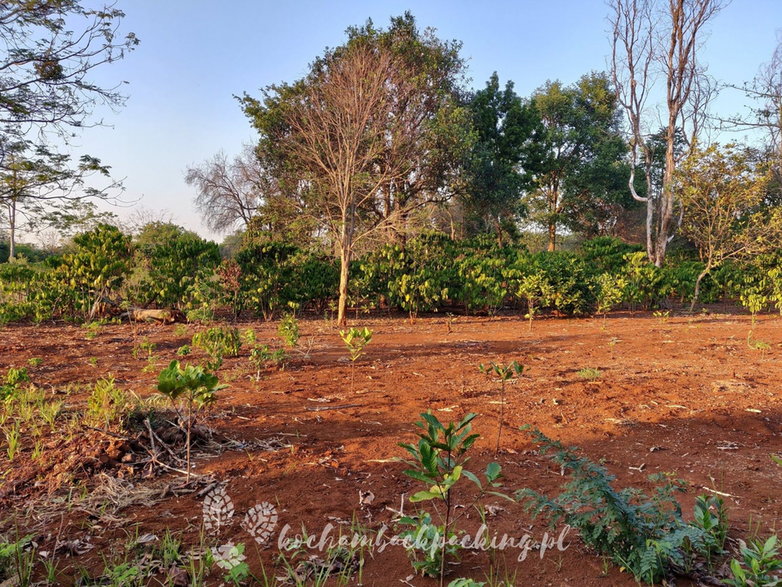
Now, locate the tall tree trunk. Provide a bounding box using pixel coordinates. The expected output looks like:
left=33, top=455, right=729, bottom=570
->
left=547, top=184, right=558, bottom=252
left=494, top=217, right=504, bottom=248
left=689, top=261, right=712, bottom=313
left=7, top=199, right=16, bottom=262
left=654, top=124, right=678, bottom=266
left=337, top=243, right=351, bottom=327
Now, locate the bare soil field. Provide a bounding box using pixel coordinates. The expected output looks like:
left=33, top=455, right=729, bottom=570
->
left=1, top=309, right=781, bottom=586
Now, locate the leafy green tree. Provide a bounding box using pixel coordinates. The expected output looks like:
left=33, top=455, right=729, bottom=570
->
left=678, top=143, right=782, bottom=311
left=0, top=140, right=120, bottom=260
left=462, top=73, right=542, bottom=243
left=0, top=3, right=137, bottom=254
left=137, top=226, right=221, bottom=309
left=0, top=2, right=137, bottom=133
left=58, top=223, right=132, bottom=318
left=527, top=73, right=629, bottom=251
left=241, top=13, right=470, bottom=326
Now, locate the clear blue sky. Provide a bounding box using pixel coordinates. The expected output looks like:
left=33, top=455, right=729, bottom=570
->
left=75, top=0, right=781, bottom=241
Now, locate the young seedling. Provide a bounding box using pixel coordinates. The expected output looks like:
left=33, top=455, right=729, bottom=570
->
left=747, top=331, right=771, bottom=356
left=340, top=327, right=372, bottom=362
left=248, top=345, right=287, bottom=381
left=156, top=361, right=225, bottom=481
left=653, top=310, right=670, bottom=324
left=516, top=273, right=553, bottom=331
left=577, top=367, right=602, bottom=381
left=725, top=535, right=782, bottom=587
left=278, top=313, right=300, bottom=348
left=83, top=320, right=101, bottom=340
left=478, top=361, right=523, bottom=453
left=192, top=326, right=241, bottom=371
left=399, top=412, right=509, bottom=586
left=4, top=423, right=20, bottom=460
left=132, top=338, right=156, bottom=360
left=340, top=327, right=373, bottom=393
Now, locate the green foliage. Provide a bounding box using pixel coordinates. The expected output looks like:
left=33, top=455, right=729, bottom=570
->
left=397, top=512, right=460, bottom=578
left=87, top=378, right=130, bottom=428
left=4, top=423, right=19, bottom=461
left=236, top=242, right=339, bottom=320
left=725, top=535, right=782, bottom=587
left=691, top=495, right=728, bottom=559
left=136, top=227, right=221, bottom=309
left=132, top=338, right=156, bottom=361
left=248, top=345, right=287, bottom=381
left=462, top=72, right=538, bottom=239
left=577, top=367, right=602, bottom=381
left=594, top=273, right=627, bottom=319
left=57, top=224, right=133, bottom=317
left=510, top=271, right=553, bottom=328
left=277, top=313, right=300, bottom=348
left=517, top=428, right=725, bottom=584
left=157, top=361, right=223, bottom=409
left=623, top=251, right=665, bottom=309
left=526, top=73, right=631, bottom=248
left=157, top=360, right=225, bottom=479
left=579, top=237, right=640, bottom=274
left=519, top=251, right=595, bottom=315
left=457, top=248, right=509, bottom=314
left=340, top=327, right=373, bottom=362
left=0, top=535, right=35, bottom=585
left=0, top=367, right=30, bottom=402
left=478, top=361, right=523, bottom=383
left=448, top=580, right=485, bottom=587
left=83, top=320, right=102, bottom=340
left=236, top=242, right=301, bottom=320
left=361, top=233, right=457, bottom=320
left=192, top=326, right=241, bottom=370
left=399, top=412, right=508, bottom=582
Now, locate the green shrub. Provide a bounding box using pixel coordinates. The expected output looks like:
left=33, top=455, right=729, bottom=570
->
left=236, top=242, right=299, bottom=320
left=56, top=224, right=133, bottom=319
left=623, top=251, right=665, bottom=309
left=277, top=313, right=300, bottom=348
left=137, top=231, right=221, bottom=309
left=579, top=236, right=641, bottom=274
left=192, top=326, right=241, bottom=370
left=518, top=428, right=726, bottom=584
left=358, top=232, right=458, bottom=318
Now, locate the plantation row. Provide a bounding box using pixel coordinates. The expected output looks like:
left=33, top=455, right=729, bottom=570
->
left=1, top=224, right=781, bottom=324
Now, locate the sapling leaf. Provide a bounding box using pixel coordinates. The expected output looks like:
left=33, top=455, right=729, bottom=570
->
left=421, top=412, right=443, bottom=430
left=410, top=490, right=441, bottom=503
left=404, top=469, right=438, bottom=485
left=462, top=469, right=481, bottom=489
left=486, top=491, right=515, bottom=502
left=485, top=462, right=502, bottom=483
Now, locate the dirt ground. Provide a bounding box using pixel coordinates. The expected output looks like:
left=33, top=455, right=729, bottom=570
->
left=1, top=309, right=781, bottom=586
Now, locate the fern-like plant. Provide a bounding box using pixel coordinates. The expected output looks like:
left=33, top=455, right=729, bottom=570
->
left=517, top=427, right=725, bottom=584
